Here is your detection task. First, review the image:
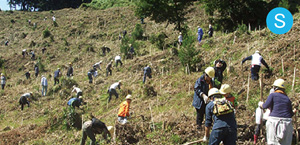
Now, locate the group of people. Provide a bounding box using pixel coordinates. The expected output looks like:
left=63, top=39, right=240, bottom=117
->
left=2, top=16, right=297, bottom=144
left=191, top=50, right=297, bottom=144
left=177, top=24, right=214, bottom=46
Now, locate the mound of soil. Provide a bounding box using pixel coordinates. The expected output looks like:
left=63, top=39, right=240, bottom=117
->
left=0, top=124, right=48, bottom=144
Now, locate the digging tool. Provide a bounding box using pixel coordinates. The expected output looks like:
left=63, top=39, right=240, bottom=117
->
left=292, top=67, right=299, bottom=145
left=260, top=73, right=264, bottom=101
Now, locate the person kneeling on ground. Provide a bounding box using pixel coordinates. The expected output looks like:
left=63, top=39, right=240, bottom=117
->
left=80, top=115, right=111, bottom=145
left=118, top=95, right=132, bottom=124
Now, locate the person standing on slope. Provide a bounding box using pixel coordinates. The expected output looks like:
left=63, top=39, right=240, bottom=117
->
left=197, top=26, right=204, bottom=45
left=214, top=59, right=227, bottom=89
left=241, top=51, right=270, bottom=81
left=192, top=67, right=215, bottom=129
left=143, top=65, right=152, bottom=84
left=41, top=75, right=48, bottom=96
left=1, top=73, right=6, bottom=90
left=258, top=79, right=297, bottom=145
left=67, top=62, right=74, bottom=78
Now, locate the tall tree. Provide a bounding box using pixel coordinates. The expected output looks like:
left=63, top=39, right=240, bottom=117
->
left=135, top=0, right=193, bottom=32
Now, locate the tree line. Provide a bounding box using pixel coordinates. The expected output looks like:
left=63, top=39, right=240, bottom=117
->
left=7, top=0, right=92, bottom=11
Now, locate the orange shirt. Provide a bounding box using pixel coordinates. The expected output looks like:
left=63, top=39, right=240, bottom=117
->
left=118, top=101, right=130, bottom=117
left=224, top=94, right=236, bottom=107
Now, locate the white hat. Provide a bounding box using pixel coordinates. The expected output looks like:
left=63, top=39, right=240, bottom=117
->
left=79, top=96, right=83, bottom=99
left=208, top=88, right=220, bottom=97
left=126, top=94, right=132, bottom=100
left=107, top=126, right=113, bottom=131
left=255, top=50, right=260, bottom=54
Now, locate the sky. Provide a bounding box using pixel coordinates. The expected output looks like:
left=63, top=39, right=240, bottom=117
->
left=0, top=0, right=9, bottom=11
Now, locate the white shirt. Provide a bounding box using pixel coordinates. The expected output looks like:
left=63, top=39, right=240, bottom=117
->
left=52, top=16, right=56, bottom=21
left=23, top=49, right=27, bottom=52
left=22, top=93, right=31, bottom=98
left=115, top=56, right=121, bottom=61
left=251, top=53, right=262, bottom=66
left=178, top=35, right=183, bottom=42
left=41, top=77, right=48, bottom=86
left=94, top=62, right=101, bottom=67
left=72, top=87, right=82, bottom=93
left=110, top=82, right=120, bottom=89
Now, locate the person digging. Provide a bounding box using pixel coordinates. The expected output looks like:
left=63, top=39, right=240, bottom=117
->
left=80, top=115, right=111, bottom=145
left=118, top=95, right=132, bottom=125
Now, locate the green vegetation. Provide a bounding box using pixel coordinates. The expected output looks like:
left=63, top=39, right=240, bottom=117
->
left=43, top=27, right=51, bottom=38
left=135, top=0, right=193, bottom=31
left=81, top=0, right=133, bottom=10
left=132, top=23, right=144, bottom=40
left=149, top=32, right=167, bottom=50
left=0, top=2, right=299, bottom=144
left=178, top=31, right=201, bottom=71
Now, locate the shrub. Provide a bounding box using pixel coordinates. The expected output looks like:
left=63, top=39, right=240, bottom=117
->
left=178, top=30, right=201, bottom=72
left=150, top=32, right=167, bottom=50
left=37, top=57, right=46, bottom=72
left=62, top=107, right=82, bottom=130
left=43, top=28, right=51, bottom=38
left=120, top=36, right=138, bottom=58
left=279, top=0, right=289, bottom=9
left=0, top=57, right=4, bottom=68
left=237, top=23, right=248, bottom=34
left=132, top=23, right=144, bottom=40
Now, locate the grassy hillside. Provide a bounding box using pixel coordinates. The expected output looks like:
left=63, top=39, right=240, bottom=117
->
left=0, top=3, right=299, bottom=144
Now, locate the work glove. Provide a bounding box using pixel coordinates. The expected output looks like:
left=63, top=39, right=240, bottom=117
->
left=202, top=94, right=209, bottom=104
left=258, top=101, right=264, bottom=108
left=202, top=136, right=207, bottom=142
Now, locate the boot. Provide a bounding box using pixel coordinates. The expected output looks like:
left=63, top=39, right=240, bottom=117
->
left=254, top=135, right=258, bottom=144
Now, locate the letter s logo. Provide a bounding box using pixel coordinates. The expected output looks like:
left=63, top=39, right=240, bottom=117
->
left=274, top=13, right=285, bottom=28
left=267, top=7, right=293, bottom=34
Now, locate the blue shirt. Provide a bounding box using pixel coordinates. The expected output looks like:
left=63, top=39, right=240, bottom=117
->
left=54, top=70, right=60, bottom=78
left=67, top=98, right=81, bottom=107
left=205, top=99, right=237, bottom=130
left=35, top=66, right=39, bottom=73
left=192, top=74, right=209, bottom=109
left=143, top=67, right=151, bottom=74
left=198, top=28, right=203, bottom=36
left=262, top=92, right=294, bottom=118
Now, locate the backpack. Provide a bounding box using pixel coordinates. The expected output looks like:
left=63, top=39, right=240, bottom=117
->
left=213, top=97, right=234, bottom=116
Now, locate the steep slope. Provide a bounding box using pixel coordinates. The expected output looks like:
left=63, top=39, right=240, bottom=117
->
left=0, top=4, right=299, bottom=144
